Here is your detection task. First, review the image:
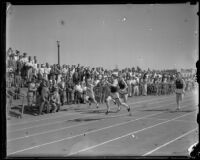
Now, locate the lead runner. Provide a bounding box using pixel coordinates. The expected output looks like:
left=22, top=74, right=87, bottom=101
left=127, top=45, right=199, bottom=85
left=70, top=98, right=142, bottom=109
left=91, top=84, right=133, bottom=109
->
left=105, top=72, right=131, bottom=116
left=118, top=74, right=129, bottom=111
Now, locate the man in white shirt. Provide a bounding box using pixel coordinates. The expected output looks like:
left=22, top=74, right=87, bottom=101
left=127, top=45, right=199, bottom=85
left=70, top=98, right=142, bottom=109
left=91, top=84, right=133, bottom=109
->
left=133, top=76, right=140, bottom=96
left=14, top=50, right=20, bottom=61
left=38, top=64, right=44, bottom=80
left=43, top=63, right=51, bottom=81
left=21, top=53, right=29, bottom=64
left=26, top=56, right=34, bottom=82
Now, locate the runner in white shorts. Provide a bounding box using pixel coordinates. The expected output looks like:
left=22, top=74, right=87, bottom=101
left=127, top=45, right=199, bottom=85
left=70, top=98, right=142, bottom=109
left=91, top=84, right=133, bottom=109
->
left=174, top=72, right=186, bottom=111
left=118, top=74, right=129, bottom=111
left=85, top=77, right=99, bottom=108
left=105, top=73, right=131, bottom=115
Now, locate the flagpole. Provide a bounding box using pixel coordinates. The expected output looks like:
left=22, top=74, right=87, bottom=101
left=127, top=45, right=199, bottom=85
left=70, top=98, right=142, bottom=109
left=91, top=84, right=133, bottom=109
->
left=57, top=41, right=60, bottom=66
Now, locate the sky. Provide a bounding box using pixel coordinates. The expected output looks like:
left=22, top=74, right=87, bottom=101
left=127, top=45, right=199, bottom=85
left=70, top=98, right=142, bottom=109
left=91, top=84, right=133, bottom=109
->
left=6, top=3, right=199, bottom=70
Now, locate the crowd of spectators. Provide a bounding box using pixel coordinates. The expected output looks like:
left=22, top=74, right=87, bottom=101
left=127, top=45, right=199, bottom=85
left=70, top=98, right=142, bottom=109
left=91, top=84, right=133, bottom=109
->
left=6, top=47, right=197, bottom=116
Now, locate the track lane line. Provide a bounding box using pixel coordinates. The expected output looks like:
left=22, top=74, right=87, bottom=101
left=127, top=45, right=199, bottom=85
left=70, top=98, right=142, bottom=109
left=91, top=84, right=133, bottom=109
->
left=7, top=112, right=166, bottom=155
left=142, top=128, right=198, bottom=156
left=7, top=97, right=195, bottom=142
left=8, top=102, right=196, bottom=155
left=143, top=117, right=197, bottom=124
left=68, top=110, right=196, bottom=156
left=7, top=98, right=196, bottom=142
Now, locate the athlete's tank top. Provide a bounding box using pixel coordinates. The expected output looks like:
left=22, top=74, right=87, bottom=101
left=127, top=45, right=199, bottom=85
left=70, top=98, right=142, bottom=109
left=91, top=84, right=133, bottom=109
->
left=118, top=80, right=126, bottom=89
left=175, top=79, right=183, bottom=89
left=110, top=79, right=118, bottom=93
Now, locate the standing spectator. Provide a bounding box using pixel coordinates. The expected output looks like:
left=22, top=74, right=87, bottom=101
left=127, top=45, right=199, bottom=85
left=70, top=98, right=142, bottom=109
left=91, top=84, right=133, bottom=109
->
left=61, top=64, right=68, bottom=81
left=39, top=79, right=50, bottom=115
left=37, top=64, right=43, bottom=81
left=126, top=75, right=133, bottom=97
left=15, top=55, right=23, bottom=88
left=14, top=50, right=20, bottom=61
left=58, top=77, right=66, bottom=105
left=142, top=73, right=148, bottom=96
left=55, top=65, right=62, bottom=83
left=66, top=77, right=75, bottom=104
left=32, top=59, right=38, bottom=79
left=49, top=86, right=61, bottom=113
left=133, top=76, right=139, bottom=96
left=21, top=52, right=29, bottom=64
left=7, top=53, right=16, bottom=75
left=73, top=68, right=79, bottom=85
left=26, top=56, right=34, bottom=82
left=44, top=63, right=51, bottom=81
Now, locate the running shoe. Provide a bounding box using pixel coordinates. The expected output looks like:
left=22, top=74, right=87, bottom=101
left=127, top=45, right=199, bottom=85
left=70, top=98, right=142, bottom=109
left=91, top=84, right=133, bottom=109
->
left=105, top=110, right=109, bottom=115
left=96, top=103, right=99, bottom=108
left=117, top=107, right=121, bottom=112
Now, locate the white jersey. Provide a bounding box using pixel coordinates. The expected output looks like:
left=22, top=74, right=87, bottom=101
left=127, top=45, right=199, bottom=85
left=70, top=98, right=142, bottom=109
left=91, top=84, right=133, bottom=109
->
left=112, top=79, right=118, bottom=87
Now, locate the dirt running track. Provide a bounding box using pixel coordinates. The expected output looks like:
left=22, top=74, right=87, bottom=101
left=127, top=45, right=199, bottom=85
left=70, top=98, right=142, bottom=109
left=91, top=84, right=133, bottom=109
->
left=7, top=88, right=199, bottom=157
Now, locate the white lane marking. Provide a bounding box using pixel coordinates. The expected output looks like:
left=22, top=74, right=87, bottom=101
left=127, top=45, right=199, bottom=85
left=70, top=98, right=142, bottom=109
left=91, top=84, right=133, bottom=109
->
left=7, top=95, right=177, bottom=126
left=68, top=111, right=195, bottom=155
left=8, top=103, right=196, bottom=155
left=7, top=113, right=129, bottom=142
left=7, top=100, right=177, bottom=142
left=7, top=112, right=165, bottom=155
left=143, top=128, right=198, bottom=156
left=144, top=116, right=197, bottom=124
left=7, top=98, right=195, bottom=141
left=7, top=95, right=184, bottom=133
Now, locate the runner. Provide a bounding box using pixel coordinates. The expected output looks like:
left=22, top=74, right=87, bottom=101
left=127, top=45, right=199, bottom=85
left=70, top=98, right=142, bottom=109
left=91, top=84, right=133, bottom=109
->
left=118, top=74, right=129, bottom=111
left=174, top=72, right=186, bottom=111
left=85, top=77, right=99, bottom=108
left=105, top=73, right=131, bottom=115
